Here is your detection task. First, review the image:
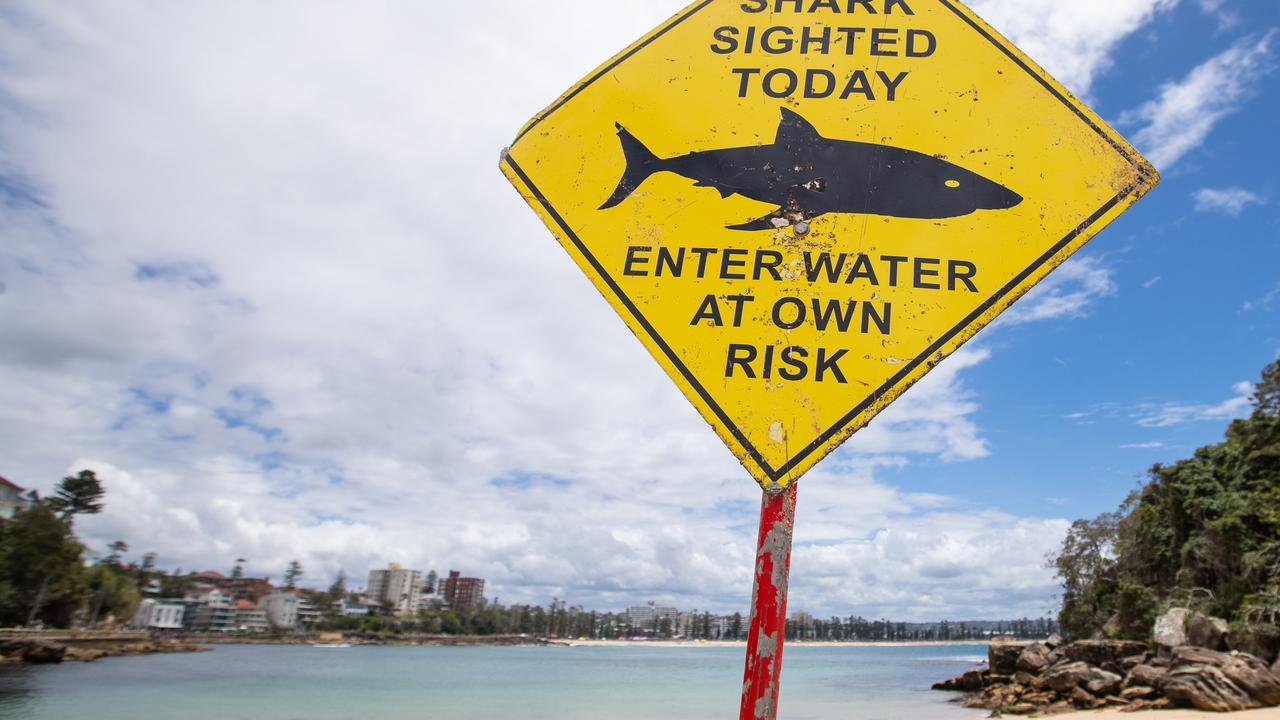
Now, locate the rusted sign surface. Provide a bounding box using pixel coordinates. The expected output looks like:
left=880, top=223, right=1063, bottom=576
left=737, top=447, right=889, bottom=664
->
left=501, top=0, right=1158, bottom=492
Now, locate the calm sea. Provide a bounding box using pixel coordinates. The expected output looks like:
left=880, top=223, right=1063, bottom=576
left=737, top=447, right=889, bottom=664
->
left=0, top=643, right=987, bottom=720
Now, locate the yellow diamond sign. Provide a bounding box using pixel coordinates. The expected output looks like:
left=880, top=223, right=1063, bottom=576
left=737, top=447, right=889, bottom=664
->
left=500, top=0, right=1158, bottom=492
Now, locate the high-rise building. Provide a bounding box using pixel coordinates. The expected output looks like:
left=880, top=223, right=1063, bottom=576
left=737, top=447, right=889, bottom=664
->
left=441, top=570, right=485, bottom=609
left=367, top=564, right=424, bottom=616
left=625, top=602, right=678, bottom=632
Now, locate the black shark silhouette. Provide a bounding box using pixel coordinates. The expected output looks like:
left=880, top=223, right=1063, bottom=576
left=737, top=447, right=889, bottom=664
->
left=600, top=108, right=1023, bottom=231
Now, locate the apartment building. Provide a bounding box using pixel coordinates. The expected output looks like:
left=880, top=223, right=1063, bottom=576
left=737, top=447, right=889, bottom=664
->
left=441, top=570, right=485, bottom=609
left=367, top=564, right=423, bottom=617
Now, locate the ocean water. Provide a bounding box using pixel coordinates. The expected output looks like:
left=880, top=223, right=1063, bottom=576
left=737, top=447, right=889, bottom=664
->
left=0, top=643, right=988, bottom=720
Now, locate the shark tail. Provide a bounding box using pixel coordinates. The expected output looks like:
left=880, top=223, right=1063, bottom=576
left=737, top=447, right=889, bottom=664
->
left=599, top=124, right=663, bottom=210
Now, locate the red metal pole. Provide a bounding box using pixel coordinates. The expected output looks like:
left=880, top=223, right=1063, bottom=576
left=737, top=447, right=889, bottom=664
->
left=739, top=481, right=798, bottom=720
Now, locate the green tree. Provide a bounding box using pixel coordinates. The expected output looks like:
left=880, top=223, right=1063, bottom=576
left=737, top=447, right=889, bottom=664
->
left=1253, top=359, right=1279, bottom=416
left=46, top=470, right=105, bottom=525
left=85, top=564, right=141, bottom=627
left=284, top=560, right=303, bottom=589
left=0, top=505, right=86, bottom=627
left=1053, top=512, right=1121, bottom=640
left=104, top=540, right=129, bottom=567
left=328, top=570, right=346, bottom=600
left=1052, top=358, right=1280, bottom=650
left=159, top=569, right=194, bottom=597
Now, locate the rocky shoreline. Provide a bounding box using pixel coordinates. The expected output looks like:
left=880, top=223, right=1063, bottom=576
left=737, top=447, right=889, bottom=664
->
left=1, top=636, right=206, bottom=664
left=189, top=633, right=563, bottom=647
left=0, top=631, right=561, bottom=665
left=934, top=635, right=1280, bottom=715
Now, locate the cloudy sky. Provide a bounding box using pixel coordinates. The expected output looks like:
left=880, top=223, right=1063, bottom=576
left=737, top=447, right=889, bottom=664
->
left=1, top=0, right=1276, bottom=621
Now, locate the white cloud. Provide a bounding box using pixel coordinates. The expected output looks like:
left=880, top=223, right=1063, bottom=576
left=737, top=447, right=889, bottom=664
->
left=1124, top=31, right=1278, bottom=169
left=1242, top=284, right=1280, bottom=313
left=1143, top=276, right=1163, bottom=289
left=0, top=1, right=1103, bottom=618
left=1120, top=441, right=1164, bottom=449
left=1197, top=0, right=1241, bottom=32
left=845, top=348, right=991, bottom=462
left=1000, top=256, right=1117, bottom=325
left=1194, top=187, right=1267, bottom=215
left=971, top=0, right=1178, bottom=96
left=1135, top=381, right=1254, bottom=427
left=794, top=511, right=1071, bottom=620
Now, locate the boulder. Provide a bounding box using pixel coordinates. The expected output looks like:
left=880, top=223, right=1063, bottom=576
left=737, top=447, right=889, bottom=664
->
left=1120, top=653, right=1149, bottom=672
left=1187, top=614, right=1231, bottom=651
left=1013, top=671, right=1044, bottom=689
left=0, top=639, right=65, bottom=664
left=1060, top=640, right=1149, bottom=673
left=1274, top=656, right=1280, bottom=675
left=1154, top=608, right=1190, bottom=652
left=1016, top=642, right=1051, bottom=674
left=1235, top=633, right=1280, bottom=666
left=1084, top=668, right=1124, bottom=696
left=1221, top=652, right=1280, bottom=706
left=1045, top=633, right=1063, bottom=649
left=1125, top=664, right=1167, bottom=689
left=1069, top=686, right=1104, bottom=709
left=1120, top=685, right=1158, bottom=700
left=63, top=647, right=106, bottom=662
left=1162, top=664, right=1260, bottom=712
left=1172, top=645, right=1232, bottom=667
left=1023, top=691, right=1057, bottom=705
left=1045, top=661, right=1093, bottom=693
left=1008, top=702, right=1036, bottom=714
left=932, top=668, right=987, bottom=692
left=1126, top=697, right=1174, bottom=712
left=989, top=639, right=1024, bottom=675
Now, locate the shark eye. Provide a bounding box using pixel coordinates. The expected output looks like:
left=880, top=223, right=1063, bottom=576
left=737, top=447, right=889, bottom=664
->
left=945, top=179, right=962, bottom=189
left=803, top=178, right=827, bottom=193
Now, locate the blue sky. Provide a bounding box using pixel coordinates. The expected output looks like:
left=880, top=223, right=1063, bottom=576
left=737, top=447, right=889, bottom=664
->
left=0, top=0, right=1276, bottom=621
left=897, top=0, right=1280, bottom=524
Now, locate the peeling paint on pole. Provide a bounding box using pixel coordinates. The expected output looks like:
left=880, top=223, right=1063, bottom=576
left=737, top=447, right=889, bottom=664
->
left=741, top=482, right=796, bottom=720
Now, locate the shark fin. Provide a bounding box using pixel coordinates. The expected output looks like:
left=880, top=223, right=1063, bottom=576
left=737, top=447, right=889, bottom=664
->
left=694, top=180, right=735, bottom=198
left=599, top=124, right=664, bottom=210
left=726, top=210, right=790, bottom=232
left=775, top=108, right=824, bottom=147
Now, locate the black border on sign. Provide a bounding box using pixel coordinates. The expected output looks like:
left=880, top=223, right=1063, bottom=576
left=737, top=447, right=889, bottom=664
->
left=505, top=0, right=1148, bottom=483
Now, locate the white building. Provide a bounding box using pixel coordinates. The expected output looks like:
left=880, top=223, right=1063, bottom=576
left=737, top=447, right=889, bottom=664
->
left=337, top=598, right=371, bottom=617
left=132, top=598, right=187, bottom=630
left=261, top=592, right=302, bottom=629
left=626, top=602, right=678, bottom=632
left=235, top=601, right=270, bottom=633
left=184, top=585, right=236, bottom=631
left=367, top=564, right=423, bottom=617
left=0, top=476, right=31, bottom=520
left=261, top=591, right=321, bottom=630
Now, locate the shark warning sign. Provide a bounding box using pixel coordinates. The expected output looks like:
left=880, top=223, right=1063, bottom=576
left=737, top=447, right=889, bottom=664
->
left=500, top=0, right=1158, bottom=493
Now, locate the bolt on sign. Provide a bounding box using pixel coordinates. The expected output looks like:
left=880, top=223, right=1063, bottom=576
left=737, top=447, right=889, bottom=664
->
left=501, top=0, right=1158, bottom=495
